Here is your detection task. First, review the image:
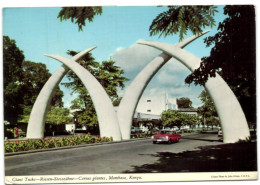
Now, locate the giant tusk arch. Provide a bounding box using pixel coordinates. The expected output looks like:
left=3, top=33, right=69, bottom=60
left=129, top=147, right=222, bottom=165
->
left=137, top=40, right=250, bottom=143
left=27, top=47, right=97, bottom=139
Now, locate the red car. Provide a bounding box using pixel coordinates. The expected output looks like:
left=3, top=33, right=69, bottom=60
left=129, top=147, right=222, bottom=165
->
left=151, top=130, right=181, bottom=144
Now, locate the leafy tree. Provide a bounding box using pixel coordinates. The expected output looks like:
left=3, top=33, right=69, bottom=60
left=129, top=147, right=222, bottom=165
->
left=184, top=114, right=199, bottom=129
left=205, top=116, right=219, bottom=128
left=161, top=109, right=200, bottom=130
left=97, top=60, right=127, bottom=102
left=63, top=51, right=99, bottom=132
left=198, top=90, right=217, bottom=117
left=18, top=61, right=64, bottom=124
left=45, top=107, right=72, bottom=125
left=70, top=96, right=99, bottom=133
left=63, top=50, right=128, bottom=133
left=3, top=36, right=25, bottom=125
left=198, top=90, right=219, bottom=128
left=176, top=97, right=193, bottom=108
left=149, top=6, right=218, bottom=41
left=3, top=36, right=64, bottom=127
left=21, top=61, right=64, bottom=107
left=185, top=5, right=256, bottom=123
left=161, top=110, right=184, bottom=129
left=57, top=6, right=217, bottom=41
left=58, top=7, right=102, bottom=31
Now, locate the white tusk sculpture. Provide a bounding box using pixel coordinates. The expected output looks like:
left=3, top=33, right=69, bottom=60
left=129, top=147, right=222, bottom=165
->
left=44, top=54, right=122, bottom=141
left=27, top=47, right=97, bottom=139
left=137, top=40, right=250, bottom=143
left=117, top=31, right=209, bottom=140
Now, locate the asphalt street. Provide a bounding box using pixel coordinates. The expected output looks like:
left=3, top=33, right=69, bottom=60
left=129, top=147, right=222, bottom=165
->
left=5, top=133, right=225, bottom=176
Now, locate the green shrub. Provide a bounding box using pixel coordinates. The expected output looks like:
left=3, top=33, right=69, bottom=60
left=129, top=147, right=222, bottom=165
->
left=4, top=134, right=113, bottom=153
left=131, top=133, right=152, bottom=139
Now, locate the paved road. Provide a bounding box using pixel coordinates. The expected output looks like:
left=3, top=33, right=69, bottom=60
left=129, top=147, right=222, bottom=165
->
left=5, top=133, right=222, bottom=176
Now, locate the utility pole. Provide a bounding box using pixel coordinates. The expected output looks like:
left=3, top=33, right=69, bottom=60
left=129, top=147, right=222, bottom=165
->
left=165, top=92, right=168, bottom=111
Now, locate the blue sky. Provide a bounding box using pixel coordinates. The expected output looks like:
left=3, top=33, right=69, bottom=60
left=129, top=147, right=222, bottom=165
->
left=3, top=6, right=227, bottom=112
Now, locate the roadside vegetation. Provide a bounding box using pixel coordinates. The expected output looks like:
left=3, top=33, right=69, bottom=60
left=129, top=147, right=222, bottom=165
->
left=4, top=134, right=113, bottom=153
left=4, top=132, right=158, bottom=153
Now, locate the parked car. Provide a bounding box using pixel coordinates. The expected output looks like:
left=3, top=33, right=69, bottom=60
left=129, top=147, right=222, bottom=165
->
left=151, top=130, right=181, bottom=144
left=180, top=126, right=192, bottom=133
left=218, top=128, right=223, bottom=137
left=140, top=127, right=149, bottom=132
left=131, top=127, right=141, bottom=133
left=163, top=126, right=180, bottom=131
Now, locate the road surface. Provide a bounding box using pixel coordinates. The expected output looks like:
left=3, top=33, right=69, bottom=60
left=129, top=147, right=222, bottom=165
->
left=5, top=133, right=225, bottom=176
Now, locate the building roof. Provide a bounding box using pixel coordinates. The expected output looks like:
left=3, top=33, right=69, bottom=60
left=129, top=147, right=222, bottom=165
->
left=177, top=108, right=198, bottom=112
left=133, top=112, right=161, bottom=120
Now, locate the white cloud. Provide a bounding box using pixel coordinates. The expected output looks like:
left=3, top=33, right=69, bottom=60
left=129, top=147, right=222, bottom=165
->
left=111, top=40, right=204, bottom=110
left=111, top=41, right=161, bottom=81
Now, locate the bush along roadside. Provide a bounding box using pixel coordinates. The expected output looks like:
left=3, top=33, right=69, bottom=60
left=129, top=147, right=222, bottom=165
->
left=4, top=134, right=113, bottom=153
left=131, top=133, right=152, bottom=139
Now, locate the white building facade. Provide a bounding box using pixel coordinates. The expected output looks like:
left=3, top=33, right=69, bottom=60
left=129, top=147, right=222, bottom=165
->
left=136, top=93, right=178, bottom=115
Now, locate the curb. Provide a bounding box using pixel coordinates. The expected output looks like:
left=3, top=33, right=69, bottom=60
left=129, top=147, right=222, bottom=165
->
left=4, top=138, right=150, bottom=157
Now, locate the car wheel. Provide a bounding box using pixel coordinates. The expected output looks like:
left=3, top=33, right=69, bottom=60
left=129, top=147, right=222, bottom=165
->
left=176, top=138, right=180, bottom=142
left=153, top=141, right=157, bottom=144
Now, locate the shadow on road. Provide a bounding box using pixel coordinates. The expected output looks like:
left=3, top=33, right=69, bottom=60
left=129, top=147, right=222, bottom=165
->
left=123, top=142, right=257, bottom=173
left=181, top=136, right=222, bottom=142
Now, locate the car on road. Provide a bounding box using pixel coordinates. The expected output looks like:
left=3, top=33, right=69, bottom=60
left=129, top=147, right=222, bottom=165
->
left=151, top=130, right=181, bottom=144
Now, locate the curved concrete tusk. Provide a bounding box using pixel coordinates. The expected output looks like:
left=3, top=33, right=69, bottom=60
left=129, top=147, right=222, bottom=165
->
left=44, top=54, right=122, bottom=141
left=27, top=46, right=96, bottom=139
left=137, top=40, right=250, bottom=143
left=117, top=53, right=171, bottom=139
left=71, top=46, right=97, bottom=60
left=137, top=40, right=200, bottom=71
left=175, top=30, right=210, bottom=48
